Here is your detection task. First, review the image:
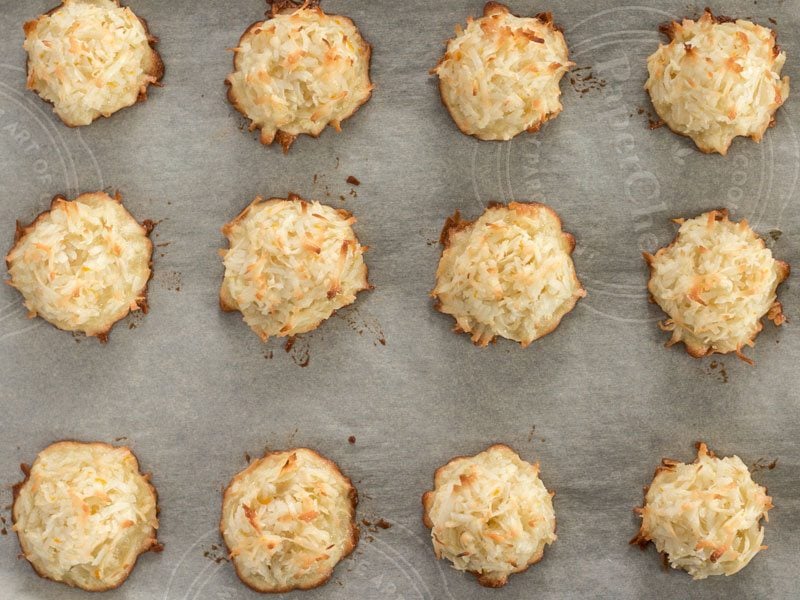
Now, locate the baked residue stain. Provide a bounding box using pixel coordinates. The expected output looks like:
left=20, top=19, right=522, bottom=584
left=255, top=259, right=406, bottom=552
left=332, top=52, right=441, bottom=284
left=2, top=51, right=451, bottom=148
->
left=0, top=514, right=7, bottom=536
left=636, top=106, right=664, bottom=129
left=348, top=435, right=356, bottom=445
left=127, top=310, right=145, bottom=330
left=361, top=518, right=393, bottom=534
left=203, top=543, right=228, bottom=564
left=284, top=336, right=310, bottom=367
left=569, top=66, right=607, bottom=95
left=263, top=350, right=273, bottom=360
left=114, top=436, right=128, bottom=442
left=527, top=425, right=536, bottom=443
left=751, top=458, right=778, bottom=473
left=769, top=230, right=782, bottom=242
left=707, top=360, right=729, bottom=383
left=346, top=175, right=360, bottom=186
left=152, top=270, right=182, bottom=292
left=338, top=306, right=386, bottom=346
left=286, top=427, right=299, bottom=447
left=244, top=452, right=252, bottom=463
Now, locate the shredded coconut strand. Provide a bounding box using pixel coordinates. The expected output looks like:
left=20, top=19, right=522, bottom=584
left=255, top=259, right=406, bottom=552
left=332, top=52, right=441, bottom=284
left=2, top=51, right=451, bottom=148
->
left=433, top=2, right=572, bottom=141
left=221, top=449, right=356, bottom=592
left=13, top=442, right=158, bottom=591
left=220, top=196, right=368, bottom=341
left=424, top=445, right=556, bottom=588
left=433, top=202, right=585, bottom=347
left=645, top=210, right=788, bottom=359
left=6, top=192, right=152, bottom=337
left=23, top=0, right=161, bottom=126
left=634, top=443, right=771, bottom=579
left=645, top=10, right=789, bottom=154
left=227, top=5, right=372, bottom=151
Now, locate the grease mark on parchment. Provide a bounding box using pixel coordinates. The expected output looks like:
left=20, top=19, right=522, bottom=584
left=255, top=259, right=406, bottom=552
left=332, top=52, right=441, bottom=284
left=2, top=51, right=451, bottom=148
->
left=705, top=360, right=729, bottom=384
left=337, top=306, right=386, bottom=346
left=202, top=543, right=228, bottom=565
left=751, top=457, right=779, bottom=473
left=152, top=270, right=182, bottom=292
left=569, top=66, right=607, bottom=95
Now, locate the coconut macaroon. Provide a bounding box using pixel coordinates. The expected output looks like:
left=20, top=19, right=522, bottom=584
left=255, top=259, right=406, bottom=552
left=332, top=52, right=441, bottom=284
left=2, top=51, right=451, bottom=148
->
left=632, top=443, right=772, bottom=579
left=23, top=0, right=163, bottom=127
left=6, top=192, right=153, bottom=340
left=422, top=444, right=556, bottom=588
left=226, top=0, right=373, bottom=152
left=220, top=194, right=369, bottom=341
left=12, top=441, right=159, bottom=591
left=644, top=210, right=788, bottom=362
left=432, top=2, right=572, bottom=141
left=645, top=10, right=789, bottom=155
left=220, top=448, right=358, bottom=592
left=432, top=202, right=585, bottom=347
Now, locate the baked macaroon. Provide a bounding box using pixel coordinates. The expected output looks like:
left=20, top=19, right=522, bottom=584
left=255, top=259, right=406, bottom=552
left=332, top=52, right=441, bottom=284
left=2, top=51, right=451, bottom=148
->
left=644, top=210, right=789, bottom=362
left=12, top=441, right=159, bottom=591
left=432, top=2, right=572, bottom=141
left=23, top=0, right=163, bottom=127
left=6, top=191, right=153, bottom=341
left=422, top=444, right=556, bottom=588
left=220, top=448, right=358, bottom=592
left=432, top=202, right=585, bottom=347
left=632, top=443, right=772, bottom=579
left=220, top=194, right=369, bottom=341
left=645, top=10, right=789, bottom=155
left=226, top=0, right=373, bottom=152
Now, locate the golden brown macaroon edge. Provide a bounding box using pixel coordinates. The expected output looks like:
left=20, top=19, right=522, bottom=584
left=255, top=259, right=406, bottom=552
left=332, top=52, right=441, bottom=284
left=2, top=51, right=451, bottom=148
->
left=218, top=447, right=359, bottom=593
left=421, top=442, right=557, bottom=588
left=5, top=191, right=155, bottom=343
left=642, top=209, right=789, bottom=363
left=11, top=439, right=162, bottom=592
left=225, top=0, right=374, bottom=153
left=431, top=201, right=585, bottom=348
left=23, top=0, right=165, bottom=128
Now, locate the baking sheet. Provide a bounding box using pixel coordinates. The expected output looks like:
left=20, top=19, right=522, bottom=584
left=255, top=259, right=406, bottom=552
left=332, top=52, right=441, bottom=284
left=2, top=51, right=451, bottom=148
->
left=1, top=0, right=799, bottom=598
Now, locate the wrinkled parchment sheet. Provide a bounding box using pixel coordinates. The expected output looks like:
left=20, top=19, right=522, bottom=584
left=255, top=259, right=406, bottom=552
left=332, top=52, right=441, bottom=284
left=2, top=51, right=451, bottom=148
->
left=1, top=1, right=798, bottom=598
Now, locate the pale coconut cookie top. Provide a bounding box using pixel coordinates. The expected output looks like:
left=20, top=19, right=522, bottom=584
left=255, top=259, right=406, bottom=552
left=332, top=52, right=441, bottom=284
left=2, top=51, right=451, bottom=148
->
left=12, top=441, right=159, bottom=591
left=422, top=444, right=557, bottom=588
left=220, top=195, right=369, bottom=341
left=644, top=210, right=789, bottom=362
left=632, top=443, right=772, bottom=580
left=645, top=10, right=789, bottom=155
left=432, top=2, right=572, bottom=141
left=220, top=448, right=358, bottom=593
left=5, top=191, right=153, bottom=340
left=226, top=0, right=373, bottom=152
left=432, top=202, right=585, bottom=347
left=23, top=0, right=163, bottom=127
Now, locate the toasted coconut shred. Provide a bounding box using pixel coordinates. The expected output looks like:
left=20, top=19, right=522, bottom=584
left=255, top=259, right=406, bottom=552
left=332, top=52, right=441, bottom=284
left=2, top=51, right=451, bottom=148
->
left=422, top=445, right=556, bottom=588
left=645, top=210, right=788, bottom=361
left=220, top=196, right=369, bottom=341
left=633, top=443, right=772, bottom=579
left=12, top=442, right=159, bottom=591
left=6, top=192, right=152, bottom=339
left=227, top=2, right=372, bottom=152
left=432, top=2, right=572, bottom=141
left=433, top=202, right=585, bottom=347
left=23, top=0, right=162, bottom=127
left=645, top=10, right=789, bottom=155
left=220, top=449, right=357, bottom=592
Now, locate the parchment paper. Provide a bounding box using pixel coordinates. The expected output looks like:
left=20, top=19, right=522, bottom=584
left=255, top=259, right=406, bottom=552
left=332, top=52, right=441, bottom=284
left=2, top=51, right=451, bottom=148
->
left=1, top=1, right=799, bottom=598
